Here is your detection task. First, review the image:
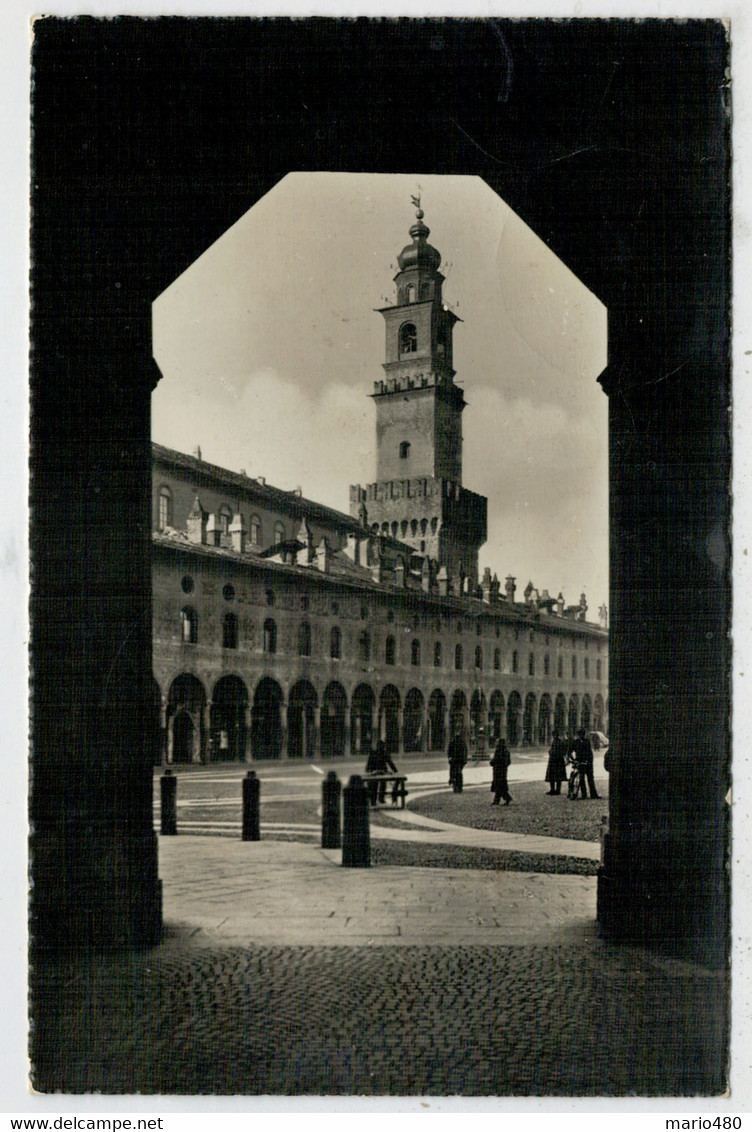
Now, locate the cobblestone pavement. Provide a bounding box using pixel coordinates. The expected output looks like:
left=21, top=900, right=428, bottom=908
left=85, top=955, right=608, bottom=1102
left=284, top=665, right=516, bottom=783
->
left=31, top=940, right=727, bottom=1096
left=30, top=836, right=729, bottom=1098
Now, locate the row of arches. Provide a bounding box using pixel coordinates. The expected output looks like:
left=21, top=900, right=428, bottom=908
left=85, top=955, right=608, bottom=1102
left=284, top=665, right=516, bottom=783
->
left=158, top=672, right=607, bottom=764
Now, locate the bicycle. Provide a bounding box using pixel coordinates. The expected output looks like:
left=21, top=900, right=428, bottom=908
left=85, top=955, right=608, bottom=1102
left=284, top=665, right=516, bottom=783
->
left=567, top=758, right=583, bottom=800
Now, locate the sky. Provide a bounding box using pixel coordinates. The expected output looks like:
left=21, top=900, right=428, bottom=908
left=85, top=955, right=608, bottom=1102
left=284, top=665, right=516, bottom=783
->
left=152, top=172, right=608, bottom=610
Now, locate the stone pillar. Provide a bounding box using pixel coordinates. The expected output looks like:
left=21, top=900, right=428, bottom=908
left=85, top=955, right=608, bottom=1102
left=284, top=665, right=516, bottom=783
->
left=280, top=702, right=288, bottom=759
left=397, top=707, right=405, bottom=757
left=242, top=705, right=251, bottom=762
left=313, top=706, right=321, bottom=759
left=201, top=702, right=212, bottom=763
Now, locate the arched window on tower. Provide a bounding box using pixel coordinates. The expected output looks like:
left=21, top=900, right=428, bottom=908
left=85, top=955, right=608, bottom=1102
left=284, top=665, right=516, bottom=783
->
left=298, top=622, right=311, bottom=657
left=385, top=635, right=396, bottom=666
left=411, top=639, right=421, bottom=667
left=475, top=646, right=483, bottom=670
left=494, top=648, right=501, bottom=671
left=358, top=631, right=371, bottom=663
left=330, top=626, right=341, bottom=660
left=399, top=322, right=417, bottom=354
left=405, top=283, right=416, bottom=303
left=399, top=441, right=411, bottom=460
left=249, top=515, right=261, bottom=546
left=455, top=644, right=463, bottom=671
left=434, top=641, right=442, bottom=667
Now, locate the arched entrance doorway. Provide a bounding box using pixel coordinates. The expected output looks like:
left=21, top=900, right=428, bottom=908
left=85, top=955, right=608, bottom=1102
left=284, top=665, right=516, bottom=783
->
left=568, top=694, right=580, bottom=738
left=507, top=691, right=522, bottom=747
left=172, top=710, right=193, bottom=764
left=167, top=673, right=207, bottom=764
left=379, top=685, right=401, bottom=756
left=469, top=690, right=487, bottom=754
left=321, top=681, right=347, bottom=758
left=288, top=679, right=318, bottom=759
left=489, top=690, right=504, bottom=744
left=251, top=677, right=283, bottom=759
left=427, top=689, right=446, bottom=751
left=594, top=694, right=605, bottom=733
left=581, top=694, right=592, bottom=732
left=210, top=675, right=249, bottom=761
left=538, top=693, right=553, bottom=746
left=554, top=692, right=567, bottom=736
left=403, top=688, right=424, bottom=753
left=449, top=689, right=467, bottom=740
left=350, top=683, right=374, bottom=756
left=523, top=693, right=537, bottom=746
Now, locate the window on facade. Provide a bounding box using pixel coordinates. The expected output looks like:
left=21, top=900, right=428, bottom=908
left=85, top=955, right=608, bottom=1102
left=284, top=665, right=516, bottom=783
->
left=572, top=656, right=577, bottom=679
left=544, top=654, right=550, bottom=675
left=385, top=635, right=396, bottom=665
left=410, top=519, right=418, bottom=537
left=585, top=658, right=590, bottom=679
left=399, top=322, right=417, bottom=354
left=512, top=650, right=518, bottom=673
left=391, top=521, right=399, bottom=537
left=411, top=639, right=421, bottom=666
left=298, top=622, right=311, bottom=657
left=406, top=284, right=416, bottom=303
left=181, top=575, right=194, bottom=595
left=399, top=441, right=411, bottom=459
left=222, top=613, right=238, bottom=650
left=158, top=486, right=172, bottom=530
left=274, top=521, right=285, bottom=544
left=420, top=518, right=428, bottom=535
left=475, top=646, right=483, bottom=670
left=358, top=631, right=370, bottom=663
left=529, top=653, right=535, bottom=676
left=300, top=595, right=309, bottom=611
left=250, top=515, right=261, bottom=546
left=558, top=655, right=563, bottom=678
left=430, top=517, right=438, bottom=534
left=223, top=583, right=235, bottom=602
left=597, top=659, right=602, bottom=680
left=265, top=589, right=275, bottom=607
left=493, top=648, right=501, bottom=671
left=360, top=603, right=369, bottom=620
left=434, top=641, right=442, bottom=667
left=455, top=644, right=463, bottom=671
left=400, top=520, right=408, bottom=537
left=331, top=601, right=339, bottom=615
left=476, top=620, right=482, bottom=636
left=330, top=626, right=341, bottom=659
left=219, top=505, right=232, bottom=534
left=263, top=618, right=277, bottom=654
left=181, top=606, right=198, bottom=644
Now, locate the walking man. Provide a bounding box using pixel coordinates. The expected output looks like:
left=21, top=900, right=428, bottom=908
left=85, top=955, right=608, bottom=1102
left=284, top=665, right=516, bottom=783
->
left=448, top=728, right=468, bottom=793
left=572, top=727, right=599, bottom=799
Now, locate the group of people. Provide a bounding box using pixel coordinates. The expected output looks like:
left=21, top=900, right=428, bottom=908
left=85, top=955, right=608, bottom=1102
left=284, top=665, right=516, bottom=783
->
left=447, top=730, right=513, bottom=804
left=448, top=725, right=600, bottom=803
left=545, top=728, right=600, bottom=799
left=366, top=725, right=600, bottom=807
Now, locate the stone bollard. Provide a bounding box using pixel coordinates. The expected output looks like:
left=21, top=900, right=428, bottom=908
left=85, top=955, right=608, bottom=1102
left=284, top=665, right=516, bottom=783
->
left=160, top=768, right=177, bottom=836
left=242, top=770, right=260, bottom=841
left=342, top=774, right=370, bottom=867
left=321, top=771, right=342, bottom=849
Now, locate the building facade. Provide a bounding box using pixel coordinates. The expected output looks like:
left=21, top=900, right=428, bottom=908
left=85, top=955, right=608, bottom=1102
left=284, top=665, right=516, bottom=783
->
left=152, top=207, right=608, bottom=763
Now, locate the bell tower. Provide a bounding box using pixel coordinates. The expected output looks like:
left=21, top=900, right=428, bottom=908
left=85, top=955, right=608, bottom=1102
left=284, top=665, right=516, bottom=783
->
left=351, top=201, right=487, bottom=587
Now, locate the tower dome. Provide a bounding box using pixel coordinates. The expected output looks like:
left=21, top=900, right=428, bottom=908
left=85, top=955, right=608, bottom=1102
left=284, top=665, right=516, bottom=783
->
left=397, top=207, right=442, bottom=273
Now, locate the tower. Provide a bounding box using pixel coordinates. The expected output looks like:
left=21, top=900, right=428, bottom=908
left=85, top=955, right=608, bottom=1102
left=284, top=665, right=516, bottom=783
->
left=351, top=202, right=487, bottom=587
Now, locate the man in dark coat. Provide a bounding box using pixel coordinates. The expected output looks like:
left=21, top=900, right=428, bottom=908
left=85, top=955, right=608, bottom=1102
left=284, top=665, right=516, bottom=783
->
left=447, top=729, right=468, bottom=793
left=490, top=736, right=512, bottom=805
left=572, top=728, right=599, bottom=799
left=365, top=739, right=397, bottom=805
left=545, top=730, right=568, bottom=795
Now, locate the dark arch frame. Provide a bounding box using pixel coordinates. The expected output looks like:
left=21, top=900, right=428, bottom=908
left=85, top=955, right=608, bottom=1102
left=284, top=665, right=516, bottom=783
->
left=30, top=19, right=729, bottom=974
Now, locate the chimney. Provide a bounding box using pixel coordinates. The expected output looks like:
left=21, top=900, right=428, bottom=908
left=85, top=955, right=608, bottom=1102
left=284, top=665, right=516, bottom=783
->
left=599, top=603, right=608, bottom=629
left=186, top=495, right=208, bottom=544
left=556, top=593, right=565, bottom=616
left=193, top=445, right=202, bottom=461
left=206, top=513, right=221, bottom=547
left=229, top=512, right=247, bottom=554
left=505, top=575, right=516, bottom=603
left=421, top=557, right=431, bottom=593
left=490, top=573, right=500, bottom=604
left=297, top=518, right=313, bottom=563
left=315, top=536, right=330, bottom=573
left=579, top=593, right=588, bottom=621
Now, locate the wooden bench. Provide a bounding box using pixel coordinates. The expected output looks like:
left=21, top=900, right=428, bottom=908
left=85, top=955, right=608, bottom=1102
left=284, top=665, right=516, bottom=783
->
left=364, top=774, right=409, bottom=809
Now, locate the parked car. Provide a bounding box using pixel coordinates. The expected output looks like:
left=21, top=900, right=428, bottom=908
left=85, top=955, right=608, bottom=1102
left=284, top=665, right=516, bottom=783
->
left=590, top=730, right=609, bottom=750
